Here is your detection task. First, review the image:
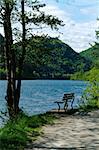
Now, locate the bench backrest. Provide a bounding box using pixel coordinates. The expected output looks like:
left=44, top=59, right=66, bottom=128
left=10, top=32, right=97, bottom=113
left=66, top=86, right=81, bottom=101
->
left=62, top=93, right=74, bottom=101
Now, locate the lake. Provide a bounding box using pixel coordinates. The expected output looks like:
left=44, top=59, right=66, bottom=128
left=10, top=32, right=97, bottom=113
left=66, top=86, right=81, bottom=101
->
left=0, top=80, right=87, bottom=116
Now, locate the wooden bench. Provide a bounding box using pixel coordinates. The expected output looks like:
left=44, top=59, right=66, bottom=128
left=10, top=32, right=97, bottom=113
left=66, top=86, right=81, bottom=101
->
left=54, top=93, right=75, bottom=111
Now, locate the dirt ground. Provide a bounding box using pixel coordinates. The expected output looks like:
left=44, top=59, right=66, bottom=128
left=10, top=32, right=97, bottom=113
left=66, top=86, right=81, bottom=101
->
left=25, top=110, right=99, bottom=150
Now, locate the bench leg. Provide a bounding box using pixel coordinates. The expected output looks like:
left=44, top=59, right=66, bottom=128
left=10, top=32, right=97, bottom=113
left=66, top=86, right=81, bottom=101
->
left=64, top=101, right=68, bottom=111
left=71, top=98, right=74, bottom=109
left=57, top=103, right=60, bottom=111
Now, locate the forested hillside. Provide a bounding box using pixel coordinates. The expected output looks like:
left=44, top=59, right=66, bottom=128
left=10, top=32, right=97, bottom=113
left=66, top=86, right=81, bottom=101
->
left=0, top=34, right=91, bottom=79
left=71, top=43, right=99, bottom=80
left=80, top=43, right=99, bottom=66
left=22, top=36, right=91, bottom=79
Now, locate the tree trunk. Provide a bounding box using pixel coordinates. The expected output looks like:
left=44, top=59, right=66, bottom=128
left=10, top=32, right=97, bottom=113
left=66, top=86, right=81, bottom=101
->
left=15, top=0, right=26, bottom=113
left=4, top=1, right=16, bottom=117
left=3, top=0, right=26, bottom=116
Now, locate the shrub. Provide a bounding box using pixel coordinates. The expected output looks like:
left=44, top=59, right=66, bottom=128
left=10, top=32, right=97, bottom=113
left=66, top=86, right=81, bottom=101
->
left=80, top=68, right=99, bottom=111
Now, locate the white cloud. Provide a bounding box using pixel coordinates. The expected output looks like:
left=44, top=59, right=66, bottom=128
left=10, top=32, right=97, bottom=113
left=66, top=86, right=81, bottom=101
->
left=39, top=4, right=98, bottom=52
left=41, top=4, right=71, bottom=21
left=80, top=6, right=99, bottom=16
left=61, top=20, right=98, bottom=52
left=0, top=2, right=98, bottom=53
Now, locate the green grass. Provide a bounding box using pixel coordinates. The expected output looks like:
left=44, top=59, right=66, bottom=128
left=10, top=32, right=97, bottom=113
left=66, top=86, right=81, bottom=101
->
left=0, top=112, right=56, bottom=150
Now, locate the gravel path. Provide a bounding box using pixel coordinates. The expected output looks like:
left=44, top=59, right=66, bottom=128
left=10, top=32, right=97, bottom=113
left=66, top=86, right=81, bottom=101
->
left=26, top=110, right=99, bottom=150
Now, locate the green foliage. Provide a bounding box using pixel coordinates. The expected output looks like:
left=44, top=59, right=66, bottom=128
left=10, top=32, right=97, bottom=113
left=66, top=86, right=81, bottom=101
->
left=0, top=112, right=55, bottom=149
left=71, top=71, right=86, bottom=80
left=71, top=68, right=99, bottom=81
left=80, top=42, right=99, bottom=66
left=79, top=68, right=99, bottom=111
left=86, top=67, right=99, bottom=81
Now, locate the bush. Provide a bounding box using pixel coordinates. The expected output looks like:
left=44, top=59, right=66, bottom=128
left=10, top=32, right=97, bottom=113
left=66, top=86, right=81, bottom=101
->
left=79, top=68, right=99, bottom=111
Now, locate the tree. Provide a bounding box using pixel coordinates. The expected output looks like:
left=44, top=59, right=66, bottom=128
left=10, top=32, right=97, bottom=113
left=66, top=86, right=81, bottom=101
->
left=0, top=0, right=16, bottom=117
left=0, top=0, right=63, bottom=117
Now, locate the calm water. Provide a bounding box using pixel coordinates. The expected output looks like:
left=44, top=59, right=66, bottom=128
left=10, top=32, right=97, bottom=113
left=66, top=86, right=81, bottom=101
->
left=0, top=80, right=87, bottom=116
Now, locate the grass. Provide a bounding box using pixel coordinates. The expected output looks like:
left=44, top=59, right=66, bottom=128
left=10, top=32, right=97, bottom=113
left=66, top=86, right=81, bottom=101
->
left=0, top=112, right=56, bottom=150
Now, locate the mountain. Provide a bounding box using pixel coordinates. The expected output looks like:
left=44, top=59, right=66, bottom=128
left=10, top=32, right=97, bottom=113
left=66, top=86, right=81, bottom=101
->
left=22, top=36, right=91, bottom=79
left=80, top=43, right=99, bottom=65
left=0, top=35, right=91, bottom=79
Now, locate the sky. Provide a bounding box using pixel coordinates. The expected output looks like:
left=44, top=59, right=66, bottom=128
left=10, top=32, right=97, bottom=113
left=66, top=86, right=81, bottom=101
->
left=39, top=0, right=99, bottom=52
left=0, top=0, right=99, bottom=52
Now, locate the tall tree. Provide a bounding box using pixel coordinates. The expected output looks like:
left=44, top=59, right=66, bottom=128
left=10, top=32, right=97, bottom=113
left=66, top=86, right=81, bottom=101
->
left=0, top=0, right=16, bottom=117
left=15, top=0, right=26, bottom=113
left=0, top=0, right=63, bottom=117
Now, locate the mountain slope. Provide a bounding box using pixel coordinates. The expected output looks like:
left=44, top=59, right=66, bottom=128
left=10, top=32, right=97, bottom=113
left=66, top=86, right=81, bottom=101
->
left=22, top=36, right=91, bottom=79
left=71, top=43, right=99, bottom=80
left=80, top=43, right=99, bottom=65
